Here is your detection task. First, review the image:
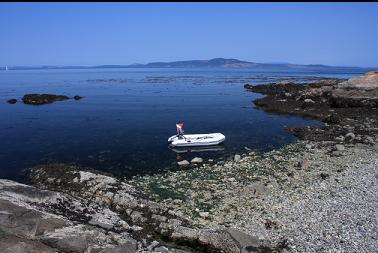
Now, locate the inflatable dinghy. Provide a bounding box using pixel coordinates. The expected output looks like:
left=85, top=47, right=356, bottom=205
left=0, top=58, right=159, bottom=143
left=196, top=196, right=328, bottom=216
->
left=168, top=133, right=225, bottom=147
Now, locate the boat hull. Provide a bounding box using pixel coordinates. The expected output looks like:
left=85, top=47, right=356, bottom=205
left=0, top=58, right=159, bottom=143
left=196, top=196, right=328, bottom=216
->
left=168, top=133, right=225, bottom=147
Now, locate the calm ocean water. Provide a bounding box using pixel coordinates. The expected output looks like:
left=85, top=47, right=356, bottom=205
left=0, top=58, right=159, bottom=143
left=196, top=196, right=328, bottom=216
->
left=0, top=67, right=368, bottom=180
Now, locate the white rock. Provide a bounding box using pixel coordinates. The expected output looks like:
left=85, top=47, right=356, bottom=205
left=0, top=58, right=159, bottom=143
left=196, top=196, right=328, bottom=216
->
left=199, top=212, right=209, bottom=219
left=335, top=144, right=345, bottom=151
left=234, top=154, right=241, bottom=162
left=304, top=98, right=315, bottom=104
left=177, top=160, right=190, bottom=166
left=191, top=157, right=203, bottom=163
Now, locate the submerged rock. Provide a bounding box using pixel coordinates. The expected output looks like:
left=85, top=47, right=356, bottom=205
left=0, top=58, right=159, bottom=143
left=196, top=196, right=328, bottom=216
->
left=6, top=99, right=17, bottom=104
left=22, top=94, right=70, bottom=105
left=73, top=95, right=83, bottom=100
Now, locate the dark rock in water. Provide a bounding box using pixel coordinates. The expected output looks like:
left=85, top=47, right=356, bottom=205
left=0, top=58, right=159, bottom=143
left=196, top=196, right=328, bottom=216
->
left=22, top=94, right=70, bottom=105
left=6, top=99, right=17, bottom=104
left=73, top=95, right=83, bottom=100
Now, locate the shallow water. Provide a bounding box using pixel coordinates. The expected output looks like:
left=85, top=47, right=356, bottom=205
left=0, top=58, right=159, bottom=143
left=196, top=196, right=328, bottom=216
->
left=0, top=67, right=367, bottom=180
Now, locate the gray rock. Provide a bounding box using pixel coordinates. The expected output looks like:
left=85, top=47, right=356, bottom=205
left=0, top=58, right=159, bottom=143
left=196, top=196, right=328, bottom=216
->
left=365, top=136, right=375, bottom=145
left=88, top=217, right=114, bottom=230
left=130, top=211, right=147, bottom=223
left=304, top=98, right=315, bottom=104
left=154, top=246, right=170, bottom=253
left=227, top=228, right=271, bottom=251
left=0, top=199, right=66, bottom=238
left=0, top=230, right=56, bottom=253
left=345, top=132, right=355, bottom=141
left=103, top=239, right=138, bottom=253
left=197, top=229, right=240, bottom=253
left=151, top=214, right=168, bottom=223
left=177, top=160, right=190, bottom=166
left=335, top=136, right=345, bottom=142
left=199, top=212, right=209, bottom=219
left=190, top=157, right=203, bottom=163
left=335, top=144, right=345, bottom=151
left=246, top=182, right=270, bottom=197
left=331, top=151, right=343, bottom=157
left=147, top=240, right=159, bottom=251
left=42, top=233, right=88, bottom=253
left=170, top=226, right=199, bottom=241
left=234, top=154, right=241, bottom=162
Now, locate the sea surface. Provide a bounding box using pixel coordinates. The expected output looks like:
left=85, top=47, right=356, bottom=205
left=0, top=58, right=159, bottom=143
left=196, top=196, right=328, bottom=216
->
left=0, top=67, right=368, bottom=180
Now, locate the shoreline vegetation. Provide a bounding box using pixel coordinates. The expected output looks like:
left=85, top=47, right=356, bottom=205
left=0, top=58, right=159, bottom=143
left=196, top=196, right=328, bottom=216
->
left=0, top=71, right=377, bottom=252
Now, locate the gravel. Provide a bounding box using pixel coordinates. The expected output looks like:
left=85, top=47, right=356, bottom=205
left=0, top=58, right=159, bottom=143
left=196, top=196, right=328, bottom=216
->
left=130, top=140, right=378, bottom=252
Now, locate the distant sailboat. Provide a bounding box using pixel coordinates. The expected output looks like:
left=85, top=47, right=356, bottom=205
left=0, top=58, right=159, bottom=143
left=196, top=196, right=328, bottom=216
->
left=5, top=66, right=8, bottom=71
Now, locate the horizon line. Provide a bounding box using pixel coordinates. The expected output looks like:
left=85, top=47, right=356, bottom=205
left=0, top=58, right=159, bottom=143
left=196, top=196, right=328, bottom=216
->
left=1, top=57, right=377, bottom=69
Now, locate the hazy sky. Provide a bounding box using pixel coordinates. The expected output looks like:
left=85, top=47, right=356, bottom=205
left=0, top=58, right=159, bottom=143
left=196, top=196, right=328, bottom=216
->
left=1, top=2, right=377, bottom=67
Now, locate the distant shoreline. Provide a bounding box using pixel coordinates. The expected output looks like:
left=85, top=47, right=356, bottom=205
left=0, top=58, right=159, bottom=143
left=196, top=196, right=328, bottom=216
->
left=2, top=58, right=375, bottom=71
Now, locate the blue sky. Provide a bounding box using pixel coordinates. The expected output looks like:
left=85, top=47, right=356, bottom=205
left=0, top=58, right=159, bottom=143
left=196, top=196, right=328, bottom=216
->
left=0, top=2, right=377, bottom=67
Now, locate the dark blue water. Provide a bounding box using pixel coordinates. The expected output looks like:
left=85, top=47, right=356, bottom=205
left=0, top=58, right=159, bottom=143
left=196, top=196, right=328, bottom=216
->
left=0, top=68, right=367, bottom=180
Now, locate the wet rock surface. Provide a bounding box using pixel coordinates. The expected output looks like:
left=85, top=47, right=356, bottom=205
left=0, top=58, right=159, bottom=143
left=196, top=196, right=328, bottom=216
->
left=22, top=94, right=70, bottom=105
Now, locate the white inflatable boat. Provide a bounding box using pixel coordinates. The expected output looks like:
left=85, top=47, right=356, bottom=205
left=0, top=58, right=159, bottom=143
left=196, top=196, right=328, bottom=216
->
left=168, top=133, right=226, bottom=147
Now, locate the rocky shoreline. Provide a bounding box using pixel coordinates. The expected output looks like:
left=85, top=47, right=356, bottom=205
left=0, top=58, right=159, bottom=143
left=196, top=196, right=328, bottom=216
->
left=1, top=71, right=377, bottom=252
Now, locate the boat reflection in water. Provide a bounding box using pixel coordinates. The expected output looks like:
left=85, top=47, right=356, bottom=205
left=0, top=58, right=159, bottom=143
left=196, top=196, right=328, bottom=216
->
left=168, top=145, right=225, bottom=154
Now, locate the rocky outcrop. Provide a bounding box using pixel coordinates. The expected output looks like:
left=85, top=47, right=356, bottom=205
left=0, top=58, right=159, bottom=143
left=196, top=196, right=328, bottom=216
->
left=0, top=163, right=272, bottom=252
left=0, top=178, right=140, bottom=253
left=337, top=70, right=378, bottom=90
left=22, top=94, right=70, bottom=105
left=330, top=71, right=378, bottom=108
left=244, top=72, right=378, bottom=143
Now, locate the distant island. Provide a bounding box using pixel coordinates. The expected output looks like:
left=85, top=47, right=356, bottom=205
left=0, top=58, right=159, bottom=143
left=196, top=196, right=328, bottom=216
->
left=2, top=58, right=374, bottom=71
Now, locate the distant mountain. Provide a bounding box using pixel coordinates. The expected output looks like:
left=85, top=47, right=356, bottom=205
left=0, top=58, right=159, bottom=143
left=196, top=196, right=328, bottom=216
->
left=2, top=58, right=373, bottom=71
left=140, top=58, right=258, bottom=68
